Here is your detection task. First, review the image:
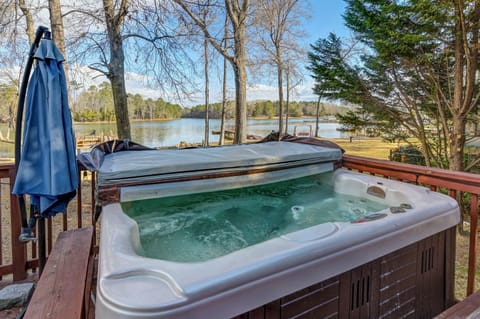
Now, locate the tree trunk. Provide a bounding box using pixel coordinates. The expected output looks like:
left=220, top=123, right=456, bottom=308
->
left=476, top=106, right=479, bottom=136
left=449, top=117, right=466, bottom=171
left=285, top=68, right=290, bottom=134
left=204, top=36, right=210, bottom=146
left=232, top=63, right=247, bottom=144
left=104, top=0, right=131, bottom=139
left=48, top=0, right=70, bottom=97
left=109, top=64, right=130, bottom=139
left=446, top=0, right=470, bottom=171
left=315, top=95, right=320, bottom=137
left=232, top=20, right=247, bottom=144
left=277, top=54, right=284, bottom=139
left=418, top=137, right=432, bottom=167
left=173, top=0, right=248, bottom=144
left=18, top=0, right=34, bottom=43
left=219, top=36, right=228, bottom=146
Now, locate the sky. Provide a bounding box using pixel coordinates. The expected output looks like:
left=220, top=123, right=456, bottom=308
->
left=304, top=2, right=349, bottom=44
left=73, top=1, right=350, bottom=107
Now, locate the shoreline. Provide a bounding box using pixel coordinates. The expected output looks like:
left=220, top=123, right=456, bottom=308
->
left=3, top=136, right=395, bottom=161
left=72, top=115, right=338, bottom=125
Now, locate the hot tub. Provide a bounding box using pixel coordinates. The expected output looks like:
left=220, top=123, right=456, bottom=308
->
left=93, top=141, right=459, bottom=319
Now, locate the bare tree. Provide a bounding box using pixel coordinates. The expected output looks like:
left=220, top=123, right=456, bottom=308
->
left=48, top=0, right=70, bottom=92
left=174, top=0, right=250, bottom=144
left=0, top=0, right=35, bottom=44
left=100, top=0, right=131, bottom=139
left=284, top=64, right=300, bottom=134
left=204, top=33, right=210, bottom=146
left=18, top=0, right=34, bottom=43
left=284, top=59, right=303, bottom=134
left=219, top=14, right=230, bottom=145
left=199, top=5, right=212, bottom=146
left=252, top=0, right=306, bottom=138
left=2, top=1, right=200, bottom=142
left=2, top=0, right=70, bottom=106
left=0, top=0, right=38, bottom=81
left=445, top=0, right=480, bottom=171
left=0, top=0, right=40, bottom=133
left=65, top=0, right=195, bottom=139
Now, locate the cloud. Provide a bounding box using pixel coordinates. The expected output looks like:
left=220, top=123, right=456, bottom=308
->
left=294, top=82, right=317, bottom=101
left=247, top=84, right=279, bottom=101
left=247, top=81, right=316, bottom=102
left=124, top=77, right=160, bottom=99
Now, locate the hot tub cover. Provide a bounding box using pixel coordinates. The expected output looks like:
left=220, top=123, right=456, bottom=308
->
left=96, top=141, right=343, bottom=187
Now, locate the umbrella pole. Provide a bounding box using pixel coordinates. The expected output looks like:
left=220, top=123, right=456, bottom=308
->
left=37, top=217, right=46, bottom=274
left=28, top=204, right=46, bottom=275
left=15, top=26, right=48, bottom=242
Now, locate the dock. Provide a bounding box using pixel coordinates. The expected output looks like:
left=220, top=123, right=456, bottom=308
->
left=76, top=134, right=116, bottom=150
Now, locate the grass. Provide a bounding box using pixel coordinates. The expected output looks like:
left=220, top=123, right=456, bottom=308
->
left=454, top=223, right=480, bottom=300
left=327, top=136, right=395, bottom=159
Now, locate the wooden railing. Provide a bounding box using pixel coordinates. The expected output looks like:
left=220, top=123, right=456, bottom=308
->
left=0, top=155, right=479, bottom=299
left=0, top=163, right=96, bottom=282
left=343, top=154, right=480, bottom=297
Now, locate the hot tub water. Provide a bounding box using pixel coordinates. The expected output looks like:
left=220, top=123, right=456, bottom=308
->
left=122, top=173, right=388, bottom=262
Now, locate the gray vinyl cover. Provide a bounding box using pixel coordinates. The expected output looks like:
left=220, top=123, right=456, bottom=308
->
left=97, top=141, right=343, bottom=187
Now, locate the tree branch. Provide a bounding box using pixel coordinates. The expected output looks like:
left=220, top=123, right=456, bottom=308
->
left=62, top=9, right=104, bottom=22
left=173, top=0, right=234, bottom=63
left=88, top=64, right=109, bottom=77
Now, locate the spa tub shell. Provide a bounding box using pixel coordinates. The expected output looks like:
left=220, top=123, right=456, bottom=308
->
left=95, top=168, right=459, bottom=319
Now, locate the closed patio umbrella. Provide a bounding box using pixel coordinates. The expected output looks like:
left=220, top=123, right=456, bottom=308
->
left=13, top=27, right=78, bottom=272
left=13, top=31, right=78, bottom=216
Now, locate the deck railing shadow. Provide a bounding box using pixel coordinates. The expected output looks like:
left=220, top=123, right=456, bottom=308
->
left=0, top=155, right=478, bottom=300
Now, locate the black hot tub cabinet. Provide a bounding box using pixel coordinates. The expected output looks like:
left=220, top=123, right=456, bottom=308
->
left=230, top=227, right=455, bottom=319
left=93, top=142, right=459, bottom=319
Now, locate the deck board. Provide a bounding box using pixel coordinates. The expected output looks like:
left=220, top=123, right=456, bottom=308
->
left=434, top=289, right=480, bottom=318
left=24, top=227, right=94, bottom=319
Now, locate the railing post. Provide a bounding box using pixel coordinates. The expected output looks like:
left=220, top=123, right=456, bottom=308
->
left=467, top=194, right=478, bottom=296
left=91, top=172, right=97, bottom=244
left=9, top=167, right=27, bottom=281
left=91, top=171, right=96, bottom=220
left=77, top=169, right=82, bottom=229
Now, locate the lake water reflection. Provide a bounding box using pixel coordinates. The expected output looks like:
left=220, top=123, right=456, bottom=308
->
left=74, top=118, right=347, bottom=148
left=0, top=118, right=347, bottom=158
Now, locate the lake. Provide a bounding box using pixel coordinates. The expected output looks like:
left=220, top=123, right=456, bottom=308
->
left=0, top=118, right=348, bottom=158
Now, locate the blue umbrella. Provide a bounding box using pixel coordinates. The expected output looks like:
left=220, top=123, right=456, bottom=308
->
left=13, top=35, right=78, bottom=218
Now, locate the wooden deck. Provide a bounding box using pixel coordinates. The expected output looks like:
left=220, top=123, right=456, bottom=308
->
left=435, top=289, right=480, bottom=318
left=76, top=136, right=104, bottom=149
left=24, top=226, right=461, bottom=318
left=0, top=153, right=479, bottom=317
left=76, top=135, right=115, bottom=150
left=293, top=124, right=313, bottom=137
left=24, top=227, right=94, bottom=319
